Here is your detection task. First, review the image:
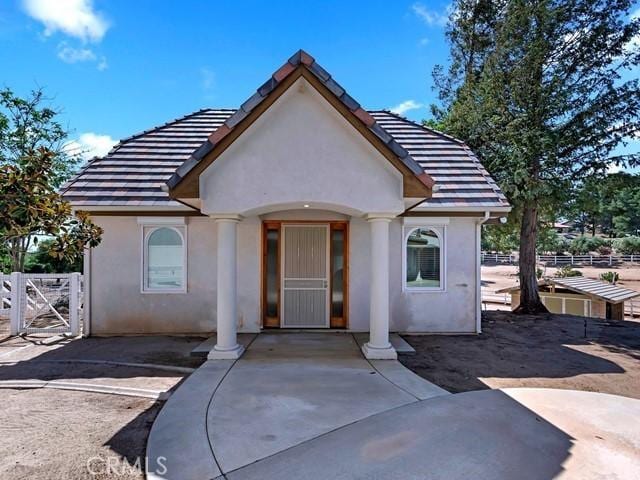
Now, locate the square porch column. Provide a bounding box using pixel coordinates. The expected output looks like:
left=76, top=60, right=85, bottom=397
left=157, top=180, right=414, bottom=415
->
left=208, top=215, right=245, bottom=360
left=362, top=215, right=397, bottom=360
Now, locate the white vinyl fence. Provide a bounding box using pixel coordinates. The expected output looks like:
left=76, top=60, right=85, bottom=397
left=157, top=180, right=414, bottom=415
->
left=0, top=272, right=82, bottom=336
left=481, top=253, right=640, bottom=266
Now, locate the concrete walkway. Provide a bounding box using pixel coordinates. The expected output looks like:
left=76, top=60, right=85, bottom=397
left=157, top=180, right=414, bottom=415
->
left=146, top=332, right=446, bottom=479
left=146, top=333, right=640, bottom=480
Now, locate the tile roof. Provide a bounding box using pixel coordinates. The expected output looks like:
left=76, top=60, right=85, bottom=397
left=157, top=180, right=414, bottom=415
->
left=61, top=108, right=509, bottom=210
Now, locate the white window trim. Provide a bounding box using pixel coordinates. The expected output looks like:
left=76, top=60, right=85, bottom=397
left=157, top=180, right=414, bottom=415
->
left=139, top=218, right=188, bottom=294
left=402, top=225, right=446, bottom=293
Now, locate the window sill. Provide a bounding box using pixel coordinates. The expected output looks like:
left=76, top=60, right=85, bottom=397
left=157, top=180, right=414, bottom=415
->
left=140, top=289, right=188, bottom=295
left=403, top=288, right=447, bottom=294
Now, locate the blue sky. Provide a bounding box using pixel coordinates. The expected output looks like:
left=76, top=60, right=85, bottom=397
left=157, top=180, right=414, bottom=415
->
left=0, top=0, right=638, bottom=170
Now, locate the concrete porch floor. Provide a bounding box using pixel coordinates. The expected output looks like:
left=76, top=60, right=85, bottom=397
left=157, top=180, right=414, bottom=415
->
left=146, top=332, right=640, bottom=480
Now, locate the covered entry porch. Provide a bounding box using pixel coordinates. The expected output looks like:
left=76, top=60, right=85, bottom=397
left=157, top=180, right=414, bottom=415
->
left=208, top=207, right=400, bottom=360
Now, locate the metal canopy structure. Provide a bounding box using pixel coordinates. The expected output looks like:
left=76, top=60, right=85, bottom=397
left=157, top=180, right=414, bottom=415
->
left=551, top=277, right=640, bottom=304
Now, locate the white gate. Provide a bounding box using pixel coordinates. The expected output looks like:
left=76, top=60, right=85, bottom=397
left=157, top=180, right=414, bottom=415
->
left=2, top=272, right=82, bottom=336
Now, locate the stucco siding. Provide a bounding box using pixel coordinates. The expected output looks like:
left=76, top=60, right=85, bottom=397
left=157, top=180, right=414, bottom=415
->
left=199, top=77, right=405, bottom=217
left=90, top=216, right=217, bottom=335
left=89, top=214, right=479, bottom=335
left=391, top=217, right=477, bottom=333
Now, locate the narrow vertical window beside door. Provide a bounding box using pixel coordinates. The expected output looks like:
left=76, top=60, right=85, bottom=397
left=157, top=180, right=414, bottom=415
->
left=264, top=227, right=280, bottom=325
left=331, top=228, right=345, bottom=319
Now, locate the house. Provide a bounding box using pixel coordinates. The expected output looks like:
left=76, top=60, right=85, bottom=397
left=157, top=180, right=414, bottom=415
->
left=497, top=277, right=640, bottom=320
left=61, top=50, right=511, bottom=360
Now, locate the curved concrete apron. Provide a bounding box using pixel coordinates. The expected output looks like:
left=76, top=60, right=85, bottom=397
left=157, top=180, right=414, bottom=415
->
left=146, top=333, right=640, bottom=480
left=146, top=332, right=446, bottom=479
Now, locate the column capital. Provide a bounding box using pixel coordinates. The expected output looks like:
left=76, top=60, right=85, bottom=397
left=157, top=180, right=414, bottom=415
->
left=364, top=213, right=397, bottom=222
left=210, top=214, right=243, bottom=223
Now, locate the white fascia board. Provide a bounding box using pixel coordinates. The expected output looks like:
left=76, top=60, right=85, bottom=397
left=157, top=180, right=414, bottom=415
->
left=411, top=205, right=512, bottom=213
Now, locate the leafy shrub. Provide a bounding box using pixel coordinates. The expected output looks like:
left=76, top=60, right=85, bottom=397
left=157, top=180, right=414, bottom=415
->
left=554, top=265, right=583, bottom=278
left=597, top=245, right=612, bottom=255
left=537, top=229, right=567, bottom=254
left=568, top=236, right=607, bottom=255
left=599, top=271, right=619, bottom=284
left=613, top=236, right=640, bottom=255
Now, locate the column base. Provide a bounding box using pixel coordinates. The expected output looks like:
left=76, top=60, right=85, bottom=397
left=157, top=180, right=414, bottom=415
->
left=207, top=344, right=245, bottom=360
left=361, top=342, right=397, bottom=360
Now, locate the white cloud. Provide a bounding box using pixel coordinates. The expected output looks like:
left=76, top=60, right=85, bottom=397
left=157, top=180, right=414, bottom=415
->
left=390, top=100, right=424, bottom=115
left=419, top=37, right=430, bottom=46
left=56, top=43, right=107, bottom=70
left=412, top=2, right=449, bottom=27
left=22, top=0, right=109, bottom=43
left=66, top=132, right=117, bottom=160
left=57, top=44, right=96, bottom=63
left=607, top=163, right=623, bottom=174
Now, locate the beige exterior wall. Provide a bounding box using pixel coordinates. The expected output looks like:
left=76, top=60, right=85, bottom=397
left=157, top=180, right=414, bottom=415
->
left=88, top=213, right=479, bottom=335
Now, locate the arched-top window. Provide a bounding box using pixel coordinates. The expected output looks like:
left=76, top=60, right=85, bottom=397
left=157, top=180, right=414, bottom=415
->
left=143, top=226, right=186, bottom=292
left=405, top=227, right=443, bottom=290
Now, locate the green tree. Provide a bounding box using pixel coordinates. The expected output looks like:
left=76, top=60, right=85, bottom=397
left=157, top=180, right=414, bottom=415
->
left=433, top=0, right=640, bottom=313
left=0, top=89, right=102, bottom=272
left=568, top=173, right=640, bottom=236
left=0, top=147, right=102, bottom=272
left=25, top=238, right=81, bottom=273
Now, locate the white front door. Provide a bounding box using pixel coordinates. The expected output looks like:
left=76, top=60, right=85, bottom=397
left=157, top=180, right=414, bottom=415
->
left=281, top=224, right=330, bottom=328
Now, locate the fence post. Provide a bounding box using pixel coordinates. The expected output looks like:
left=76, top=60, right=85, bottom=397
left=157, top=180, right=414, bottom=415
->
left=554, top=255, right=557, bottom=265
left=609, top=255, right=612, bottom=266
left=590, top=255, right=593, bottom=266
left=9, top=272, right=21, bottom=336
left=69, top=272, right=81, bottom=336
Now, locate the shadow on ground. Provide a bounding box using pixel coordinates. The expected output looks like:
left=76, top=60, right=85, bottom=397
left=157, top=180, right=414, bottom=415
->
left=401, top=311, right=640, bottom=397
left=0, top=336, right=206, bottom=382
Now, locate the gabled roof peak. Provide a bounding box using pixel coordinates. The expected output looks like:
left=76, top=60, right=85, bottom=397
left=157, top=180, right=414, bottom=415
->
left=166, top=49, right=435, bottom=196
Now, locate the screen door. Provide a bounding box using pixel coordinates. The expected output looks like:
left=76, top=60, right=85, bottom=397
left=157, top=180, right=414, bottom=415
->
left=281, top=225, right=330, bottom=328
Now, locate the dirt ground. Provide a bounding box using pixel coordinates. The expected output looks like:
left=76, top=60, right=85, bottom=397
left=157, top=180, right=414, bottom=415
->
left=0, top=335, right=206, bottom=480
left=482, top=263, right=640, bottom=293
left=0, top=389, right=159, bottom=480
left=401, top=310, right=640, bottom=399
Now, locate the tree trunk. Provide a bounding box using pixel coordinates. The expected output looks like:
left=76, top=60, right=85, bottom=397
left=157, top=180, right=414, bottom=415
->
left=514, top=203, right=548, bottom=314
left=8, top=236, right=29, bottom=273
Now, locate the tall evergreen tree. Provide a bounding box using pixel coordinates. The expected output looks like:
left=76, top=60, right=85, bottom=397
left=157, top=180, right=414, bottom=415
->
left=433, top=0, right=640, bottom=313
